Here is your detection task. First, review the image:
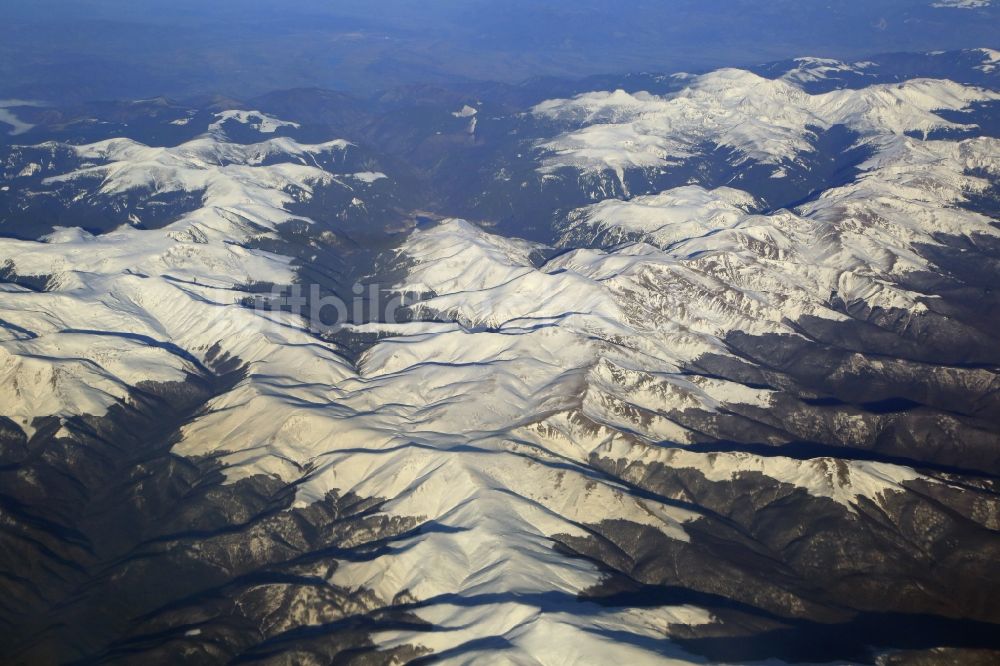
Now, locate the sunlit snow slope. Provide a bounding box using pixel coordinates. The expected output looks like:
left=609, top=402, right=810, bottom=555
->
left=1, top=51, right=1000, bottom=665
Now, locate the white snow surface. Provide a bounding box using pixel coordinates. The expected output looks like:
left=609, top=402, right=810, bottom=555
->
left=931, top=0, right=991, bottom=8
left=0, top=127, right=717, bottom=661
left=0, top=132, right=369, bottom=435
left=2, top=71, right=998, bottom=662
left=532, top=71, right=1000, bottom=179
left=209, top=109, right=301, bottom=134
left=451, top=104, right=478, bottom=118
left=976, top=47, right=1000, bottom=73
left=350, top=171, right=387, bottom=183
left=561, top=136, right=1000, bottom=316
left=0, top=99, right=42, bottom=136
left=780, top=57, right=876, bottom=85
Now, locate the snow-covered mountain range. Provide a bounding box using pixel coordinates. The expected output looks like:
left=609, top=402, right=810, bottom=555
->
left=1, top=49, right=999, bottom=665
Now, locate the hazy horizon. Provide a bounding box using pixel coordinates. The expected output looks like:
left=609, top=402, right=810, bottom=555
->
left=2, top=0, right=998, bottom=102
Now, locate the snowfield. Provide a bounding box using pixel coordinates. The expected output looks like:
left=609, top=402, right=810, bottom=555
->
left=532, top=69, right=1000, bottom=183
left=2, top=60, right=1000, bottom=663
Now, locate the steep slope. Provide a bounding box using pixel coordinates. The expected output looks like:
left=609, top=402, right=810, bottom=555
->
left=0, top=55, right=999, bottom=664
left=532, top=69, right=1000, bottom=189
